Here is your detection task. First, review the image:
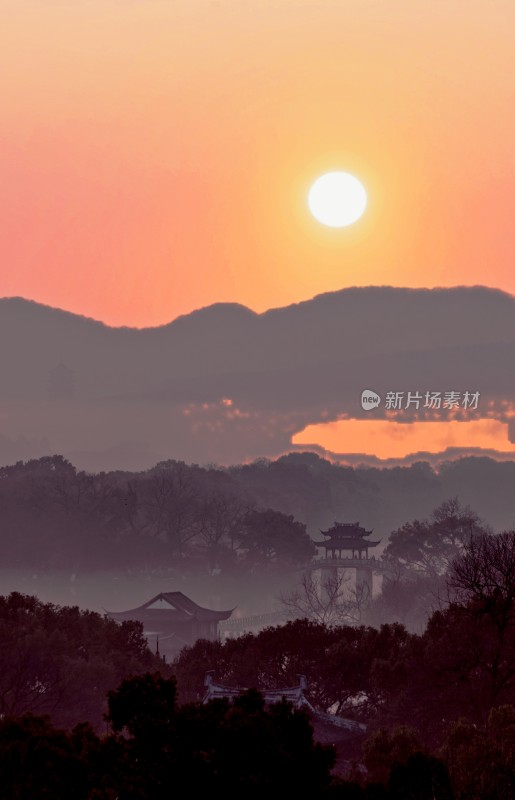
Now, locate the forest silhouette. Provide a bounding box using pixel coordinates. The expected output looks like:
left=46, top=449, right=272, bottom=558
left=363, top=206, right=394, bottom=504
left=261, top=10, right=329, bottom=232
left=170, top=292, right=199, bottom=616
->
left=0, top=496, right=514, bottom=798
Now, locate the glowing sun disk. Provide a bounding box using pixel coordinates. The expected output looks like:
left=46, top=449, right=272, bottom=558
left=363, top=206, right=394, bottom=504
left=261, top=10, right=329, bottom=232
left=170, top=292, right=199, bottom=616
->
left=308, top=171, right=367, bottom=227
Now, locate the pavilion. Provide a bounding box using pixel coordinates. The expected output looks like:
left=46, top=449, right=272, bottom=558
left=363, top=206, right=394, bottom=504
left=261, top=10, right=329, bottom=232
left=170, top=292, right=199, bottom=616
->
left=105, top=591, right=234, bottom=659
left=313, top=521, right=380, bottom=561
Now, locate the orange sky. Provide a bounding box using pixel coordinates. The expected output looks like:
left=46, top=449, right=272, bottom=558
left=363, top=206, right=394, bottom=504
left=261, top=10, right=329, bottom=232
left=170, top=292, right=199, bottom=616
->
left=1, top=0, right=515, bottom=328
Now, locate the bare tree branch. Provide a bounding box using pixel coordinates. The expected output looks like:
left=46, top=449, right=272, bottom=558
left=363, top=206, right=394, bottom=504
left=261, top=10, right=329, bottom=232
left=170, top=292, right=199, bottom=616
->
left=279, top=570, right=367, bottom=626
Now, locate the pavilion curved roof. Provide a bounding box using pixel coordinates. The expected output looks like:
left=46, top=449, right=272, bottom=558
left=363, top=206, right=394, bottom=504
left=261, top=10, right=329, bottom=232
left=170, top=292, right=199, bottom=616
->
left=105, top=591, right=234, bottom=623
left=203, top=672, right=315, bottom=711
left=313, top=538, right=381, bottom=548
left=319, top=521, right=374, bottom=538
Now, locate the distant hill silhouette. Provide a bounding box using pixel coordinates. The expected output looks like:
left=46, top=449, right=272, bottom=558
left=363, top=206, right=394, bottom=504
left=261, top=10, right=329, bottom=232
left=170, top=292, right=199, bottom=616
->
left=0, top=286, right=514, bottom=469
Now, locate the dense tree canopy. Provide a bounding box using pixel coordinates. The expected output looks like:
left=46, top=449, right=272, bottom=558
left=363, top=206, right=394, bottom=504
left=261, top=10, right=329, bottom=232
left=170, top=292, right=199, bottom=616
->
left=0, top=592, right=165, bottom=730
left=0, top=455, right=315, bottom=573
left=1, top=530, right=515, bottom=799
left=173, top=532, right=515, bottom=749
left=1, top=457, right=515, bottom=797
left=0, top=453, right=513, bottom=580
left=238, top=508, right=315, bottom=568
left=371, top=499, right=492, bottom=631
left=0, top=674, right=337, bottom=800
left=173, top=618, right=413, bottom=721
left=383, top=498, right=490, bottom=579
left=106, top=672, right=335, bottom=800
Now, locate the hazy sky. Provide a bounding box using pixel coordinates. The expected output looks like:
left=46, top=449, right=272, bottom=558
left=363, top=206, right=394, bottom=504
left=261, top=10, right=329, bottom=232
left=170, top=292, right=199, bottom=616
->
left=1, top=1, right=514, bottom=327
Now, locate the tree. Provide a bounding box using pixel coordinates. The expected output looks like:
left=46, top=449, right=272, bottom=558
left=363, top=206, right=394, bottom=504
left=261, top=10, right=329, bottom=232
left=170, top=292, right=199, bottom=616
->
left=197, top=492, right=247, bottom=571
left=0, top=592, right=165, bottom=730
left=280, top=571, right=367, bottom=626
left=384, top=498, right=490, bottom=580
left=376, top=499, right=491, bottom=631
left=173, top=618, right=412, bottom=722
left=444, top=532, right=515, bottom=720
left=387, top=752, right=454, bottom=800
left=367, top=572, right=438, bottom=632
left=141, top=462, right=202, bottom=555
left=238, top=508, right=315, bottom=569
left=0, top=715, right=88, bottom=800
left=370, top=580, right=515, bottom=742
left=442, top=707, right=515, bottom=800
left=172, top=619, right=339, bottom=708
left=107, top=672, right=178, bottom=740
left=363, top=726, right=421, bottom=784
left=448, top=531, right=515, bottom=628
left=105, top=672, right=335, bottom=799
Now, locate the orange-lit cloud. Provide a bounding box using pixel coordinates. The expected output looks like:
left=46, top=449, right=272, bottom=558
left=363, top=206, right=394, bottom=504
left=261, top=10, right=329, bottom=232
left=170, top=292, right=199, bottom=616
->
left=293, top=419, right=515, bottom=460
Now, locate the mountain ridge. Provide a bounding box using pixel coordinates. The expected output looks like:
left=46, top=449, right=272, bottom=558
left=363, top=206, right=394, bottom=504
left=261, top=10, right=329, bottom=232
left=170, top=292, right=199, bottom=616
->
left=2, top=283, right=514, bottom=331
left=1, top=285, right=514, bottom=469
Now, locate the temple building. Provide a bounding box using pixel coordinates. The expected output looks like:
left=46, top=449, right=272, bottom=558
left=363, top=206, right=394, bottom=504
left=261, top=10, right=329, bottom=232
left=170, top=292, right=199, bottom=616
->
left=106, top=592, right=234, bottom=659
left=313, top=521, right=380, bottom=561
left=203, top=671, right=314, bottom=711
left=203, top=671, right=366, bottom=774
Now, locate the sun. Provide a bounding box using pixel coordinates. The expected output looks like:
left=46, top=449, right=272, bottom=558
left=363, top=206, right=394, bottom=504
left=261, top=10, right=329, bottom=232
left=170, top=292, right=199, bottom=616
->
left=308, top=171, right=367, bottom=227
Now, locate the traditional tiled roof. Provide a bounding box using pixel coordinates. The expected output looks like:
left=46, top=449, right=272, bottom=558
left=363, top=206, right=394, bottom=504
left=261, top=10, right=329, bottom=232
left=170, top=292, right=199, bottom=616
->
left=313, top=538, right=381, bottom=548
left=203, top=671, right=315, bottom=712
left=320, top=521, right=374, bottom=538
left=105, top=592, right=234, bottom=624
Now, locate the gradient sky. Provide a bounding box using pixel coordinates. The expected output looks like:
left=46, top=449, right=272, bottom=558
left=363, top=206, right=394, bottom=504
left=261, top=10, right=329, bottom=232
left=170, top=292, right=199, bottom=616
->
left=1, top=0, right=515, bottom=327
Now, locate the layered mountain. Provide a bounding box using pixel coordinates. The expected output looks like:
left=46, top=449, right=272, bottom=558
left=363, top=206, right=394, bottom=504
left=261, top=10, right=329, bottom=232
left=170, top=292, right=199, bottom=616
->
left=0, top=286, right=514, bottom=469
